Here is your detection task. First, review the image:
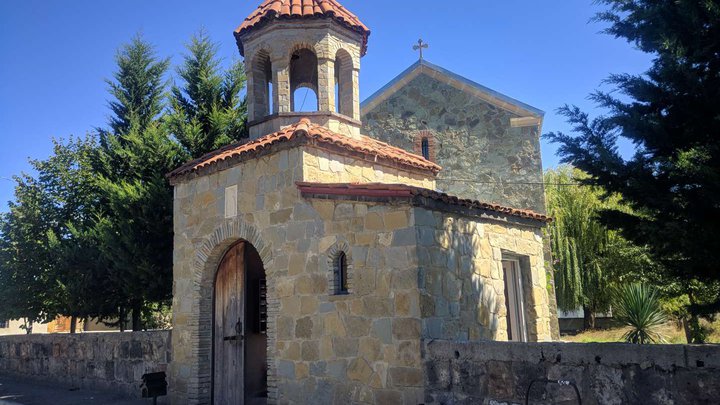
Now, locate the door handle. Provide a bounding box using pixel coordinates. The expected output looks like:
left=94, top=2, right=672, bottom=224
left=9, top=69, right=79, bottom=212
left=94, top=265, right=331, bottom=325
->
left=224, top=319, right=244, bottom=342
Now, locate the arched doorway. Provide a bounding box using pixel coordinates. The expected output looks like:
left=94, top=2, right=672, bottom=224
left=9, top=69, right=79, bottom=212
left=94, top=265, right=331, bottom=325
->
left=213, top=241, right=268, bottom=404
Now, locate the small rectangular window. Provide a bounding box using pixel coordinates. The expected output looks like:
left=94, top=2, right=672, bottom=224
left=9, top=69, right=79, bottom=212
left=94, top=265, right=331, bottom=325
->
left=0, top=320, right=8, bottom=329
left=502, top=259, right=528, bottom=342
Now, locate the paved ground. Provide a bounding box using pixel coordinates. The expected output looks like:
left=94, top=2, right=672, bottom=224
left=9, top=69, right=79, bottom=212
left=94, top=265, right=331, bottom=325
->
left=0, top=375, right=163, bottom=405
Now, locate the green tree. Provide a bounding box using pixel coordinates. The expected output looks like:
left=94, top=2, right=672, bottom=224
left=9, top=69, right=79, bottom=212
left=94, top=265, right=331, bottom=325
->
left=37, top=137, right=105, bottom=333
left=168, top=30, right=247, bottom=158
left=105, top=36, right=170, bottom=138
left=0, top=137, right=103, bottom=333
left=546, top=167, right=651, bottom=329
left=95, top=36, right=186, bottom=331
left=0, top=176, right=55, bottom=331
left=545, top=1, right=720, bottom=340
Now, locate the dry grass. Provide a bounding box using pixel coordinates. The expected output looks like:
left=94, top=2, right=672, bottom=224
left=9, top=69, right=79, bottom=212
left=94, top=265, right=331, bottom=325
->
left=561, top=318, right=720, bottom=344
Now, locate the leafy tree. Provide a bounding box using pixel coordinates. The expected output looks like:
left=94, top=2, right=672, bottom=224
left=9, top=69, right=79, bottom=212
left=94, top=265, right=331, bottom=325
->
left=0, top=176, right=55, bottom=331
left=95, top=36, right=186, bottom=331
left=168, top=30, right=247, bottom=158
left=545, top=1, right=720, bottom=340
left=0, top=137, right=102, bottom=333
left=545, top=167, right=651, bottom=329
left=614, top=283, right=668, bottom=344
left=38, top=138, right=105, bottom=333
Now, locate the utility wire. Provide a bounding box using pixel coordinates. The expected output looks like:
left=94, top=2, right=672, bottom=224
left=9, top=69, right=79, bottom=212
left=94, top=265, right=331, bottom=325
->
left=440, top=178, right=582, bottom=187
left=300, top=87, right=310, bottom=111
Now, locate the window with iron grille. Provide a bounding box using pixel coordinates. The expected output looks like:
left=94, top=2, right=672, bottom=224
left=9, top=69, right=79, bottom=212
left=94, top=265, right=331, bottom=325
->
left=421, top=137, right=430, bottom=160
left=335, top=252, right=349, bottom=295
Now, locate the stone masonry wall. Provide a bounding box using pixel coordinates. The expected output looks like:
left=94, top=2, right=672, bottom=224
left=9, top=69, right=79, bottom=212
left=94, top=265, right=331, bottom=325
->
left=362, top=73, right=545, bottom=213
left=415, top=208, right=552, bottom=343
left=275, top=199, right=424, bottom=404
left=0, top=331, right=171, bottom=398
left=302, top=147, right=436, bottom=190
left=171, top=147, right=303, bottom=403
left=170, top=145, right=433, bottom=404
left=424, top=340, right=720, bottom=405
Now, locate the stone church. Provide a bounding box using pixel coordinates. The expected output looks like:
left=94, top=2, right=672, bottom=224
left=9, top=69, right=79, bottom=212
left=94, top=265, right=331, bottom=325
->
left=167, top=0, right=555, bottom=404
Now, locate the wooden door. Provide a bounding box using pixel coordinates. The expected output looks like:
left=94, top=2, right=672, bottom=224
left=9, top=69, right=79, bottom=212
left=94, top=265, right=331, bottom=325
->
left=214, top=242, right=246, bottom=404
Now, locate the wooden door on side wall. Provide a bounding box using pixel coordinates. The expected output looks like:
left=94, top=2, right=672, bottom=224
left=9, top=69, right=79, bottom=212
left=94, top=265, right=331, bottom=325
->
left=214, top=242, right=246, bottom=405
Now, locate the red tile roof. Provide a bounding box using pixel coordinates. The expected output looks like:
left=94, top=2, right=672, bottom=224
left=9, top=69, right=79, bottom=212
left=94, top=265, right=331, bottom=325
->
left=296, top=182, right=552, bottom=223
left=168, top=118, right=441, bottom=182
left=235, top=0, right=370, bottom=56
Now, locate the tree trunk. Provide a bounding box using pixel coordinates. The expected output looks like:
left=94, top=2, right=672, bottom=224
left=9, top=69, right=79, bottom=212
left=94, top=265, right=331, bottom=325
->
left=131, top=306, right=142, bottom=332
left=119, top=307, right=126, bottom=332
left=24, top=320, right=33, bottom=334
left=83, top=317, right=90, bottom=332
left=687, top=313, right=705, bottom=344
left=70, top=316, right=77, bottom=334
left=583, top=306, right=596, bottom=330
left=687, top=293, right=706, bottom=344
left=682, top=317, right=693, bottom=344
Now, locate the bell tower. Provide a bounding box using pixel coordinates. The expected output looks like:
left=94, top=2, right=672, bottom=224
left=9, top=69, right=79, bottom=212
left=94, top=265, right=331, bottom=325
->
left=235, top=0, right=370, bottom=139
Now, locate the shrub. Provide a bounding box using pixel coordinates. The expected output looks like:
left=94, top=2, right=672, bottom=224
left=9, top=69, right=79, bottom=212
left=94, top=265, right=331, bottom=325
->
left=614, top=283, right=668, bottom=344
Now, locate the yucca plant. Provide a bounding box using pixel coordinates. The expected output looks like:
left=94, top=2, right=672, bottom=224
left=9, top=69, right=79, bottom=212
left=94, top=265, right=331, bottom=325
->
left=613, top=283, right=668, bottom=344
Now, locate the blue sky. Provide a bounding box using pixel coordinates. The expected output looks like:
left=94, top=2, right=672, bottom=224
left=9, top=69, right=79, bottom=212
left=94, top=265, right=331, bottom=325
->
left=0, top=0, right=651, bottom=211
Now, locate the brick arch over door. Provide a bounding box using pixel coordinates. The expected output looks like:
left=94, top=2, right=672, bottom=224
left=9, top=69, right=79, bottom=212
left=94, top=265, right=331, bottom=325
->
left=190, top=218, right=276, bottom=404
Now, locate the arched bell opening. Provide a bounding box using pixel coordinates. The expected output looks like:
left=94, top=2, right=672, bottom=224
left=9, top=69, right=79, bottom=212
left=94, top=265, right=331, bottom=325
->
left=251, top=50, right=273, bottom=119
left=334, top=48, right=355, bottom=118
left=290, top=48, right=319, bottom=112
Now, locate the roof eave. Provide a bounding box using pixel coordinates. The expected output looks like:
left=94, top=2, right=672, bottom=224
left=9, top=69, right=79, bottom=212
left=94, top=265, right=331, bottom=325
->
left=234, top=14, right=370, bottom=57
left=296, top=182, right=552, bottom=226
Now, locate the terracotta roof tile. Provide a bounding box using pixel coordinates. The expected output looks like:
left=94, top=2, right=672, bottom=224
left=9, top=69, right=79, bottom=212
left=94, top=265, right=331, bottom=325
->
left=235, top=0, right=370, bottom=56
left=296, top=182, right=552, bottom=224
left=168, top=118, right=441, bottom=182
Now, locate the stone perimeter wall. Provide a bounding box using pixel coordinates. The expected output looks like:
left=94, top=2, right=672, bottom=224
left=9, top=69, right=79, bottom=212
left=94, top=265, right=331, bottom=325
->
left=424, top=340, right=720, bottom=405
left=0, top=331, right=171, bottom=398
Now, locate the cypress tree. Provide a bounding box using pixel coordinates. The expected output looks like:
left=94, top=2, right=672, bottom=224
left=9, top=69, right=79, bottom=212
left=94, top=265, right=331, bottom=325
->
left=168, top=30, right=247, bottom=158
left=96, top=35, right=186, bottom=331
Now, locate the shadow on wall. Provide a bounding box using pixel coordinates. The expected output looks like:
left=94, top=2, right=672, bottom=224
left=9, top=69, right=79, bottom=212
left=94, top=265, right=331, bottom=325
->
left=418, top=212, right=543, bottom=343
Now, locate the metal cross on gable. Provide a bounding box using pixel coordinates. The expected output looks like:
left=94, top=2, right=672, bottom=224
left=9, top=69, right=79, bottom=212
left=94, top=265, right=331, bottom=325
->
left=413, top=38, right=429, bottom=60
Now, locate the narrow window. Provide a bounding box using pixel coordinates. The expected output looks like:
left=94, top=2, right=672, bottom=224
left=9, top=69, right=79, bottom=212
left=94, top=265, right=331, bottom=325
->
left=336, top=252, right=349, bottom=295
left=335, top=81, right=340, bottom=113
left=421, top=137, right=430, bottom=160
left=0, top=320, right=7, bottom=328
left=502, top=258, right=528, bottom=342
